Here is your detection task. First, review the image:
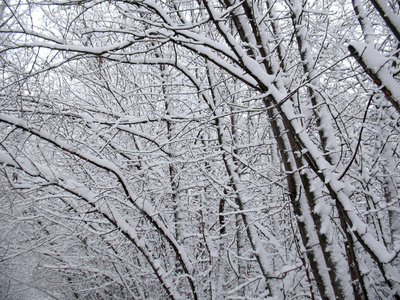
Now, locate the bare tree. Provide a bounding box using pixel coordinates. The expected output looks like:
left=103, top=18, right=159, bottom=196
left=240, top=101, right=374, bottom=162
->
left=1, top=0, right=400, bottom=299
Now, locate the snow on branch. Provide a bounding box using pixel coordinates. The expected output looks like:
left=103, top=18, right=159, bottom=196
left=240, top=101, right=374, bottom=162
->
left=0, top=150, right=182, bottom=299
left=0, top=113, right=196, bottom=298
left=349, top=42, right=400, bottom=115
left=369, top=0, right=400, bottom=42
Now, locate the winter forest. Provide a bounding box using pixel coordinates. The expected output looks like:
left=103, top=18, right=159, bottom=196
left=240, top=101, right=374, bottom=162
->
left=1, top=0, right=400, bottom=299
